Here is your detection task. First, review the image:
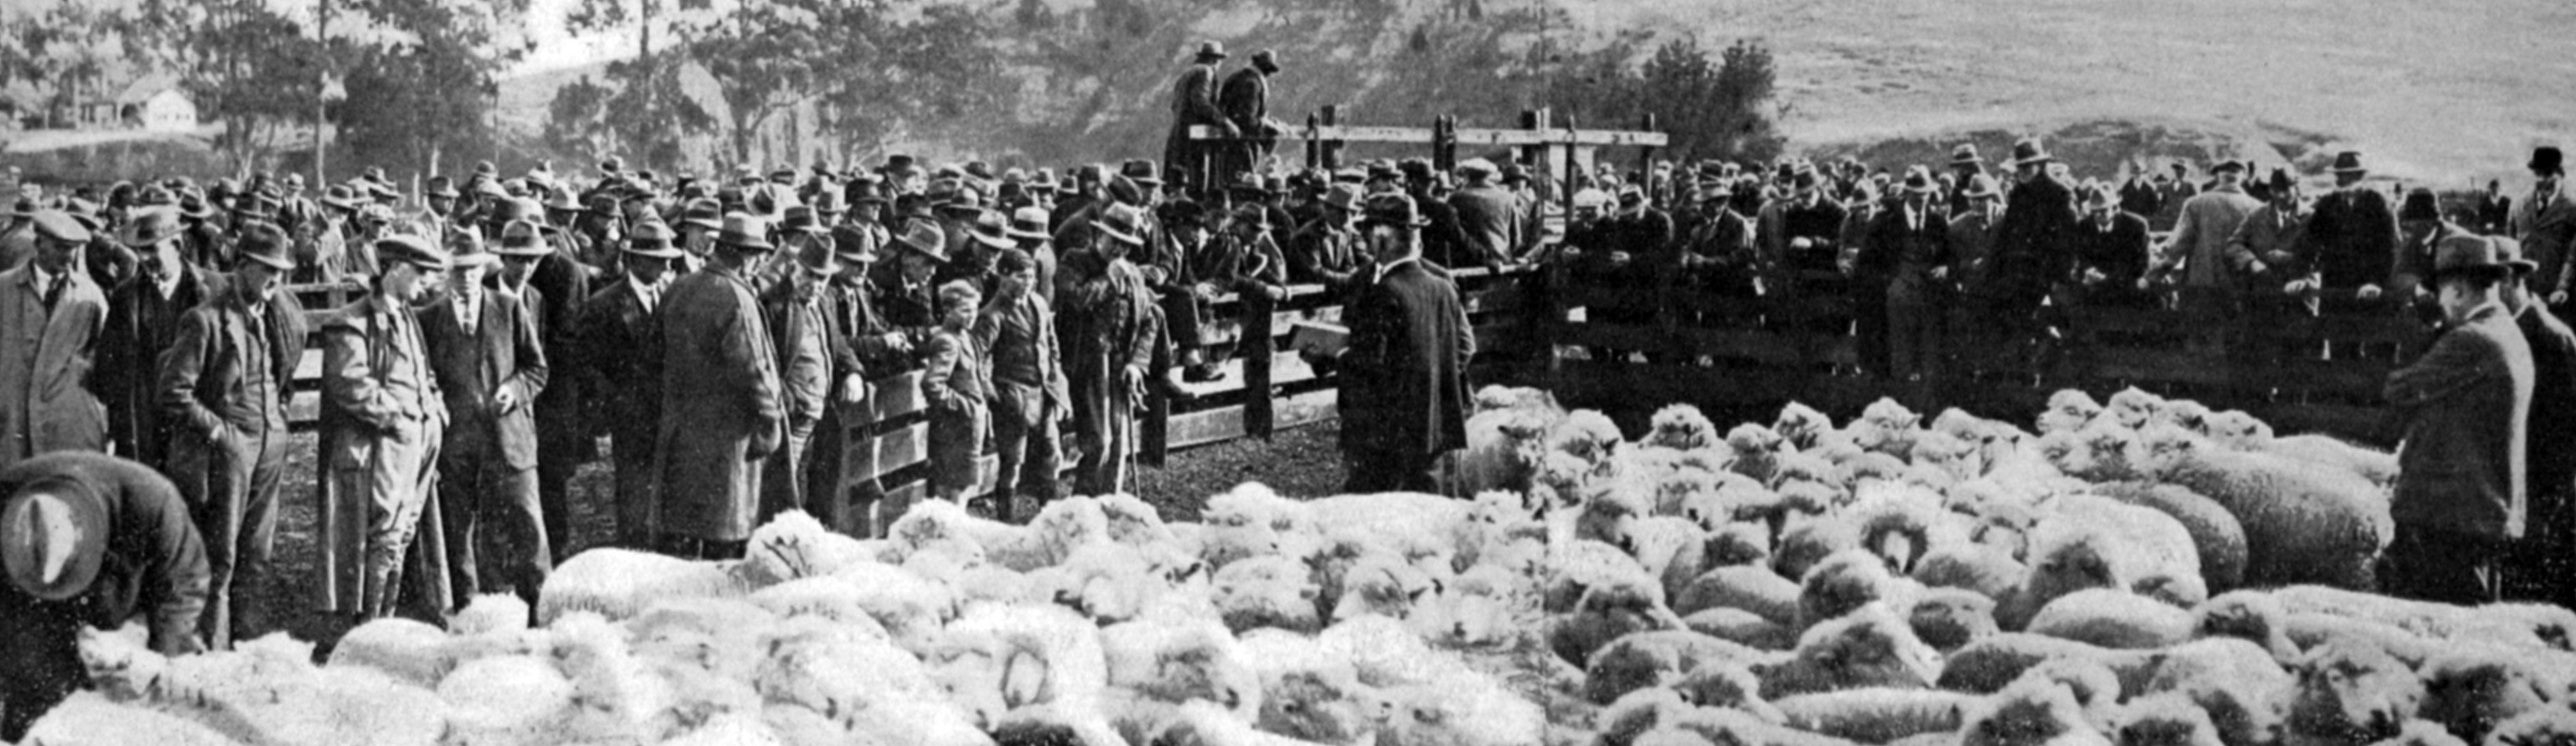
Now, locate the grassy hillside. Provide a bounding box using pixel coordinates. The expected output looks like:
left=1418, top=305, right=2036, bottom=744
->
left=498, top=0, right=2569, bottom=184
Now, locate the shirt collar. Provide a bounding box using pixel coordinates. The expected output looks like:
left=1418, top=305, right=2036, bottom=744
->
left=629, top=272, right=661, bottom=299
left=155, top=266, right=184, bottom=299
left=1374, top=256, right=1419, bottom=284
left=27, top=264, right=57, bottom=290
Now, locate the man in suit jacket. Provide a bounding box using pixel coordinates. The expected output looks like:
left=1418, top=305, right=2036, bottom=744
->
left=1991, top=139, right=2080, bottom=345
left=2383, top=235, right=2535, bottom=605
left=757, top=220, right=863, bottom=525
left=515, top=211, right=593, bottom=563
left=2479, top=180, right=2513, bottom=236
left=578, top=221, right=678, bottom=548
left=1216, top=49, right=1283, bottom=188
left=2498, top=237, right=2576, bottom=607
left=2151, top=162, right=2199, bottom=232
left=0, top=212, right=107, bottom=469
left=1862, top=169, right=1956, bottom=381
left=1056, top=204, right=1163, bottom=497
left=2304, top=152, right=2403, bottom=298
left=655, top=215, right=783, bottom=560
left=1164, top=42, right=1234, bottom=193
left=975, top=248, right=1070, bottom=521
left=154, top=221, right=296, bottom=651
left=101, top=209, right=210, bottom=470
left=1321, top=194, right=1474, bottom=493
left=419, top=232, right=550, bottom=606
left=0, top=451, right=210, bottom=742
left=313, top=236, right=451, bottom=621
left=2154, top=160, right=2263, bottom=305
left=1448, top=159, right=1522, bottom=271
left=2225, top=171, right=2312, bottom=302
left=2512, top=147, right=2576, bottom=314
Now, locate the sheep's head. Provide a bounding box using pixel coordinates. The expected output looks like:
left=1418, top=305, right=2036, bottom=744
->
left=2287, top=635, right=2422, bottom=745
left=1647, top=404, right=1719, bottom=451
left=1702, top=521, right=1772, bottom=569
left=1906, top=588, right=1999, bottom=651
left=2102, top=387, right=2164, bottom=427
left=2079, top=422, right=2143, bottom=479
left=1963, top=678, right=2099, bottom=746
left=1576, top=486, right=1649, bottom=553
left=1798, top=549, right=1897, bottom=626
left=1671, top=662, right=1780, bottom=721
left=2040, top=389, right=2106, bottom=434
left=1776, top=479, right=1845, bottom=518
left=1766, top=607, right=1941, bottom=698
left=1858, top=506, right=1935, bottom=576
left=1424, top=564, right=1527, bottom=645
left=76, top=622, right=165, bottom=700
left=2131, top=424, right=2208, bottom=481
left=1532, top=450, right=1598, bottom=513
left=1090, top=493, right=1177, bottom=547
left=2023, top=525, right=2132, bottom=611
left=1727, top=423, right=1786, bottom=460
left=1213, top=555, right=1323, bottom=634
left=2190, top=591, right=2296, bottom=661
left=1028, top=497, right=1114, bottom=565
left=2114, top=694, right=2225, bottom=746
left=1258, top=669, right=1383, bottom=746
left=889, top=499, right=972, bottom=553
left=2417, top=649, right=2555, bottom=745
left=1330, top=553, right=1440, bottom=623
left=1205, top=482, right=1311, bottom=534
left=1550, top=410, right=1626, bottom=466
left=1652, top=469, right=1722, bottom=519
left=1852, top=398, right=1924, bottom=457
left=743, top=510, right=839, bottom=585
left=2201, top=411, right=2270, bottom=449
left=1573, top=575, right=1685, bottom=634
left=2147, top=399, right=2213, bottom=435
left=1771, top=452, right=1847, bottom=493
left=1910, top=429, right=1981, bottom=479
left=1472, top=384, right=1523, bottom=413
left=1774, top=402, right=1833, bottom=450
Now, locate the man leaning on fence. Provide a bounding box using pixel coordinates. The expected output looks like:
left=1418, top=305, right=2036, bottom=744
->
left=2380, top=234, right=2534, bottom=605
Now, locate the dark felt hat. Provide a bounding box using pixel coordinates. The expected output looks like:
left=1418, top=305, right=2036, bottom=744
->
left=1192, top=41, right=1228, bottom=61
left=2432, top=235, right=2514, bottom=279
left=2531, top=146, right=2564, bottom=175
left=234, top=220, right=297, bottom=270
left=2399, top=188, right=2442, bottom=221
left=624, top=221, right=684, bottom=259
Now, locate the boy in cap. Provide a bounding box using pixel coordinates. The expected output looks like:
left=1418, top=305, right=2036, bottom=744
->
left=315, top=235, right=453, bottom=621
left=0, top=211, right=109, bottom=468
left=973, top=248, right=1068, bottom=522
left=921, top=280, right=991, bottom=506
left=419, top=230, right=551, bottom=607
left=0, top=451, right=210, bottom=740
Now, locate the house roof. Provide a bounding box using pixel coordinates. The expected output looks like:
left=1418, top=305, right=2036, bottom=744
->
left=113, top=74, right=185, bottom=106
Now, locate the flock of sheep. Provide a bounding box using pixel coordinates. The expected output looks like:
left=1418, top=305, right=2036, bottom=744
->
left=23, top=384, right=2576, bottom=746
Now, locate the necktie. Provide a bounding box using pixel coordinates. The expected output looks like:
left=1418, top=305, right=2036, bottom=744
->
left=41, top=273, right=65, bottom=313
left=460, top=296, right=479, bottom=331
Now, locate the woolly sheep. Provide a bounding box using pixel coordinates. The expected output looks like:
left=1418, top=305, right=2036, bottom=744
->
left=1316, top=614, right=1479, bottom=691
left=1771, top=689, right=1975, bottom=743
left=891, top=497, right=1113, bottom=572
left=546, top=611, right=676, bottom=743
left=1675, top=564, right=1804, bottom=627
left=1729, top=423, right=1790, bottom=485
left=2370, top=721, right=2474, bottom=746
left=1936, top=634, right=2159, bottom=696
left=1547, top=538, right=1657, bottom=613
left=1774, top=402, right=1835, bottom=451
left=438, top=655, right=577, bottom=746
left=2027, top=589, right=2196, bottom=650
left=536, top=547, right=744, bottom=625
left=1686, top=607, right=1800, bottom=651
left=2040, top=493, right=2203, bottom=588
left=1453, top=407, right=1560, bottom=499
left=2001, top=520, right=2143, bottom=631
left=1909, top=588, right=2001, bottom=652
left=1776, top=513, right=1865, bottom=583
left=737, top=509, right=878, bottom=589
left=745, top=577, right=897, bottom=637
left=827, top=561, right=961, bottom=653
left=2016, top=656, right=2127, bottom=731
left=2115, top=694, right=2228, bottom=746
left=1911, top=430, right=1984, bottom=485
left=2189, top=591, right=2301, bottom=662
left=1912, top=543, right=2029, bottom=603
left=1800, top=549, right=1908, bottom=629
left=1583, top=629, right=1768, bottom=705
left=1037, top=541, right=1211, bottom=623
left=148, top=636, right=450, bottom=746
left=2269, top=586, right=2576, bottom=654
left=1102, top=616, right=1264, bottom=721
left=327, top=617, right=457, bottom=687
left=1550, top=571, right=1691, bottom=666
left=1760, top=607, right=1942, bottom=700
left=19, top=691, right=243, bottom=746
left=1850, top=399, right=1925, bottom=458
left=2087, top=482, right=2248, bottom=594
left=1706, top=520, right=1776, bottom=569
left=2481, top=709, right=2576, bottom=746
left=2040, top=390, right=2107, bottom=434
left=1472, top=384, right=1565, bottom=415
left=2133, top=639, right=2293, bottom=746
left=1650, top=404, right=1724, bottom=451
left=1551, top=409, right=1628, bottom=466
left=1376, top=677, right=1547, bottom=746
left=1961, top=678, right=2106, bottom=746
left=2418, top=648, right=2559, bottom=746
left=1232, top=630, right=1383, bottom=746
left=1412, top=563, right=1528, bottom=646
left=1205, top=482, right=1316, bottom=535
left=1628, top=515, right=1715, bottom=602
left=2285, top=634, right=2423, bottom=746
left=2132, top=424, right=2391, bottom=589
left=1212, top=554, right=1324, bottom=634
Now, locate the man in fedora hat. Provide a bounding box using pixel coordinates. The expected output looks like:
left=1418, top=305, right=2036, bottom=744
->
left=2393, top=188, right=2468, bottom=314
left=1449, top=158, right=1521, bottom=270
left=2062, top=182, right=2154, bottom=311
left=2150, top=161, right=2199, bottom=231
left=2492, top=236, right=2576, bottom=606
left=2118, top=161, right=2162, bottom=224
left=655, top=214, right=784, bottom=559
left=2225, top=169, right=2312, bottom=298
left=0, top=451, right=210, bottom=740
left=1861, top=166, right=1958, bottom=383
left=155, top=220, right=297, bottom=649
left=1675, top=177, right=1759, bottom=326
left=2478, top=179, right=2513, bottom=236
left=874, top=219, right=950, bottom=346
left=2154, top=159, right=2263, bottom=303
left=1055, top=204, right=1163, bottom=497
left=503, top=211, right=595, bottom=564
left=314, top=234, right=452, bottom=621
left=1290, top=182, right=1369, bottom=287
left=1216, top=49, right=1285, bottom=186
left=0, top=211, right=109, bottom=469
left=757, top=210, right=863, bottom=526
left=579, top=221, right=680, bottom=547
left=2302, top=151, right=2402, bottom=304
left=2383, top=234, right=2535, bottom=605
left=418, top=228, right=551, bottom=607
left=2512, top=146, right=2576, bottom=313
left=1315, top=193, right=1473, bottom=493
left=100, top=208, right=210, bottom=471
left=1006, top=205, right=1059, bottom=304
left=1945, top=173, right=2007, bottom=357
left=1166, top=41, right=1235, bottom=194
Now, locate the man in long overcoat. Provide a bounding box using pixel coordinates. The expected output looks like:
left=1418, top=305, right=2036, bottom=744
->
left=654, top=214, right=783, bottom=560
left=313, top=236, right=450, bottom=621
left=1165, top=42, right=1234, bottom=193
left=1055, top=204, right=1163, bottom=497
left=1328, top=194, right=1474, bottom=493
left=0, top=211, right=108, bottom=469
left=101, top=208, right=209, bottom=469
left=2513, top=147, right=2576, bottom=314
left=2154, top=160, right=2263, bottom=303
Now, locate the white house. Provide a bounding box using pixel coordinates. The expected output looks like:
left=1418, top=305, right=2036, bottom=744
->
left=112, top=76, right=196, bottom=133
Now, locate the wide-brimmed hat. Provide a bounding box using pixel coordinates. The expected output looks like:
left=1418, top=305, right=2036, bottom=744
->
left=1320, top=182, right=1364, bottom=214
left=1227, top=172, right=1272, bottom=199
left=1456, top=158, right=1499, bottom=181
left=893, top=220, right=948, bottom=262
left=1960, top=174, right=2002, bottom=200
left=792, top=224, right=841, bottom=276
left=2209, top=160, right=2246, bottom=174
left=2492, top=236, right=2541, bottom=275
left=2399, top=188, right=2442, bottom=221
left=2009, top=138, right=2053, bottom=166
left=1360, top=193, right=1432, bottom=228
left=2081, top=184, right=2117, bottom=210
left=716, top=213, right=775, bottom=252
left=1119, top=160, right=1163, bottom=188
left=448, top=230, right=501, bottom=269
left=118, top=207, right=184, bottom=248
left=2328, top=150, right=2366, bottom=174
left=831, top=224, right=884, bottom=264
left=425, top=176, right=461, bottom=199
left=1500, top=163, right=1531, bottom=184
left=967, top=210, right=1016, bottom=249
left=585, top=193, right=621, bottom=217
left=1008, top=206, right=1052, bottom=240
left=2432, top=235, right=2515, bottom=280
left=1950, top=144, right=1983, bottom=166
left=542, top=188, right=583, bottom=214
left=496, top=219, right=553, bottom=257
left=1095, top=204, right=1148, bottom=247
left=808, top=190, right=848, bottom=215
left=1899, top=166, right=1937, bottom=195
left=3, top=476, right=109, bottom=602
left=30, top=211, right=90, bottom=244
left=2263, top=168, right=2298, bottom=195
left=376, top=235, right=451, bottom=271
left=624, top=221, right=684, bottom=259
left=778, top=205, right=830, bottom=235
left=320, top=185, right=362, bottom=211
left=235, top=220, right=297, bottom=271
left=176, top=190, right=219, bottom=221
left=679, top=198, right=724, bottom=231
left=2530, top=146, right=2564, bottom=176
left=1192, top=41, right=1228, bottom=61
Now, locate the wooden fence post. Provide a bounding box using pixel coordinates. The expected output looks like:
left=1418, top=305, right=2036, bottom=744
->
left=1432, top=115, right=1457, bottom=172
left=1637, top=113, right=1659, bottom=203
left=1304, top=111, right=1322, bottom=170
left=1321, top=106, right=1344, bottom=171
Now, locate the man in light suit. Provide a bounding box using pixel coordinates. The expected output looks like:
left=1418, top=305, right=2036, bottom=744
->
left=0, top=211, right=107, bottom=469
left=2513, top=146, right=2576, bottom=315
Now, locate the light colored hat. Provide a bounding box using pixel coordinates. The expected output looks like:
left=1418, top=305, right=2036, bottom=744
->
left=3, top=477, right=109, bottom=602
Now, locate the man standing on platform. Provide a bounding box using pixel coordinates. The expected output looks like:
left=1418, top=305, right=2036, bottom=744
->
left=1320, top=194, right=1474, bottom=493
left=2382, top=235, right=2534, bottom=605
left=580, top=221, right=678, bottom=548
left=155, top=221, right=294, bottom=650
left=1217, top=49, right=1283, bottom=188
left=0, top=211, right=107, bottom=469
left=421, top=230, right=550, bottom=607
left=656, top=215, right=783, bottom=560
left=1166, top=41, right=1234, bottom=194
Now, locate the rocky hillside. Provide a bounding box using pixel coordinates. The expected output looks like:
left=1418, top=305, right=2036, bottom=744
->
left=498, top=0, right=2567, bottom=184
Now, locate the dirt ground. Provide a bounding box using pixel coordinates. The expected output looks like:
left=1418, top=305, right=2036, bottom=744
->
left=246, top=419, right=1348, bottom=649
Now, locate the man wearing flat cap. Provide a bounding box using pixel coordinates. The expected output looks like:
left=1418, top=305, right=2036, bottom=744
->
left=1314, top=193, right=1473, bottom=493
left=0, top=451, right=210, bottom=741
left=155, top=220, right=298, bottom=649
left=1216, top=49, right=1284, bottom=187
left=0, top=211, right=109, bottom=470
left=1449, top=159, right=1522, bottom=270
left=313, top=235, right=453, bottom=622
left=656, top=215, right=785, bottom=559
left=1167, top=41, right=1235, bottom=194
left=101, top=208, right=211, bottom=471
left=2383, top=235, right=2535, bottom=605
left=579, top=221, right=680, bottom=547
left=2511, top=146, right=2576, bottom=314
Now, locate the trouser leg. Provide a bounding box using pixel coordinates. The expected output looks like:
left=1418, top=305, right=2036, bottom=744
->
left=611, top=427, right=658, bottom=548
left=183, top=429, right=256, bottom=650
left=2380, top=524, right=2505, bottom=605
left=1854, top=286, right=1891, bottom=377
left=759, top=416, right=818, bottom=524
left=1019, top=404, right=1063, bottom=506
left=536, top=433, right=581, bottom=562
left=230, top=427, right=288, bottom=644
left=437, top=451, right=485, bottom=602
left=803, top=412, right=850, bottom=535
left=478, top=465, right=549, bottom=603
left=366, top=420, right=435, bottom=620
left=992, top=400, right=1032, bottom=521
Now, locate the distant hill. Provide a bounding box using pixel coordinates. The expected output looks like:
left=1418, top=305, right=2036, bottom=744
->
left=498, top=0, right=2571, bottom=184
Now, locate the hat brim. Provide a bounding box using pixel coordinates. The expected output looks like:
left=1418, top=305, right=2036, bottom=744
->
left=2012, top=155, right=2055, bottom=166
left=970, top=231, right=1016, bottom=250
left=242, top=251, right=297, bottom=271
left=3, top=482, right=107, bottom=602
left=682, top=216, right=723, bottom=231
left=450, top=253, right=502, bottom=269
left=493, top=245, right=552, bottom=258
left=624, top=243, right=685, bottom=259
left=117, top=223, right=172, bottom=248
left=1007, top=226, right=1051, bottom=240
left=718, top=237, right=776, bottom=253
left=1093, top=223, right=1144, bottom=247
